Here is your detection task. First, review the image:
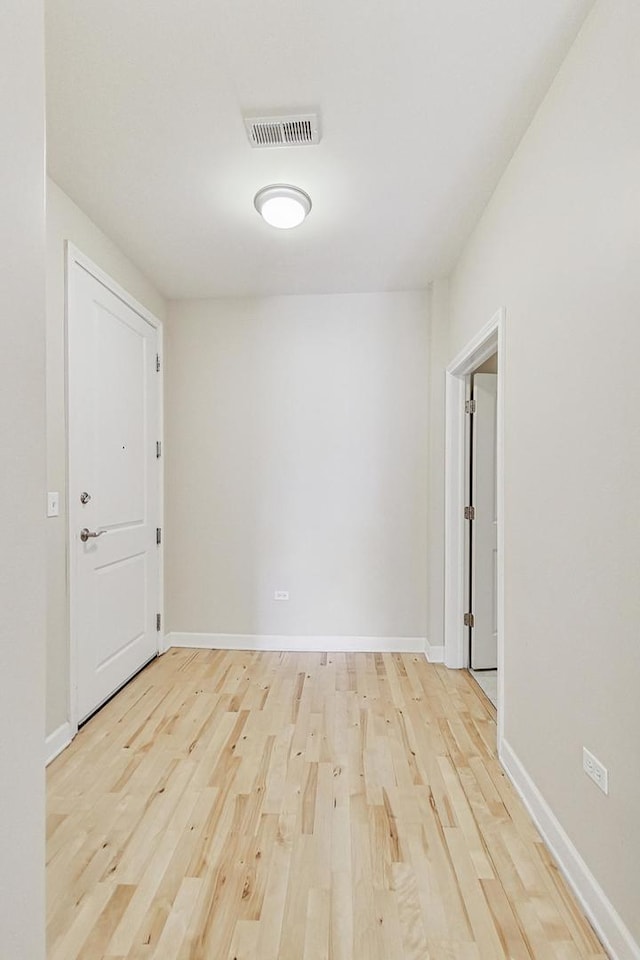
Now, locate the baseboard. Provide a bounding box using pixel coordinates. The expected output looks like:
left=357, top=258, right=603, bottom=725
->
left=166, top=632, right=425, bottom=653
left=500, top=739, right=640, bottom=960
left=425, top=641, right=444, bottom=663
left=45, top=720, right=75, bottom=766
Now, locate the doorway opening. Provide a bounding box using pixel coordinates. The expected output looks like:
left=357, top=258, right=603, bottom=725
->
left=466, top=356, right=498, bottom=706
left=444, top=308, right=505, bottom=745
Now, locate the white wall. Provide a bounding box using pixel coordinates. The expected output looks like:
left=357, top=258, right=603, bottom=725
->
left=441, top=0, right=640, bottom=949
left=427, top=280, right=449, bottom=659
left=0, top=0, right=46, bottom=956
left=46, top=179, right=166, bottom=736
left=166, top=292, right=429, bottom=645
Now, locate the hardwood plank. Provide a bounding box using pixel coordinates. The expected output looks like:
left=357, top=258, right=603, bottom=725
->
left=47, top=650, right=606, bottom=959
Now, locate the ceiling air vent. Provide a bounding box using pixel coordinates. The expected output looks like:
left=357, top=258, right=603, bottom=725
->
left=244, top=114, right=320, bottom=149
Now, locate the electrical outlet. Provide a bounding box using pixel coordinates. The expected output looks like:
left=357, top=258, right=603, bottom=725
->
left=47, top=492, right=60, bottom=517
left=273, top=591, right=289, bottom=601
left=583, top=747, right=608, bottom=795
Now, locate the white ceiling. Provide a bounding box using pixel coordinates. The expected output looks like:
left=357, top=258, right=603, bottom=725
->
left=46, top=0, right=593, bottom=300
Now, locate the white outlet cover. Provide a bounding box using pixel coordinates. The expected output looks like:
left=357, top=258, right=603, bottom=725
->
left=583, top=747, right=608, bottom=795
left=273, top=591, right=289, bottom=601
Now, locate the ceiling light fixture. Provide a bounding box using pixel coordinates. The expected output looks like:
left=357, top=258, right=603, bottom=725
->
left=254, top=184, right=312, bottom=229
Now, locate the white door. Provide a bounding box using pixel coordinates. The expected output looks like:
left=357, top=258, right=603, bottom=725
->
left=68, top=256, right=161, bottom=723
left=470, top=372, right=498, bottom=669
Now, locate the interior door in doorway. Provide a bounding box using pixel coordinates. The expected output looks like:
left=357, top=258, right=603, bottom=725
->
left=68, top=259, right=161, bottom=723
left=469, top=372, right=498, bottom=670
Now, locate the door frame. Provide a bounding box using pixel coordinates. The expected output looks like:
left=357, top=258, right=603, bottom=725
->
left=444, top=307, right=505, bottom=744
left=66, top=243, right=164, bottom=734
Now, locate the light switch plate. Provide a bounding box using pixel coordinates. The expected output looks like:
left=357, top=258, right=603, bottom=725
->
left=47, top=492, right=60, bottom=517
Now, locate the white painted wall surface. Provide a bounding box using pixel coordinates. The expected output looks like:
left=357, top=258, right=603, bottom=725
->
left=46, top=179, right=166, bottom=735
left=443, top=0, right=640, bottom=947
left=166, top=292, right=429, bottom=643
left=427, top=279, right=449, bottom=657
left=0, top=0, right=46, bottom=956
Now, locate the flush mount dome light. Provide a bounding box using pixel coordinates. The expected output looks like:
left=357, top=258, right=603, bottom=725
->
left=254, top=184, right=312, bottom=229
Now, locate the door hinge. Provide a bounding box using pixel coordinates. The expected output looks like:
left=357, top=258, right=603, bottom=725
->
left=464, top=505, right=475, bottom=520
left=464, top=612, right=475, bottom=628
left=156, top=527, right=162, bottom=545
left=156, top=440, right=162, bottom=459
left=156, top=612, right=162, bottom=632
left=465, top=399, right=477, bottom=414
left=156, top=353, right=161, bottom=373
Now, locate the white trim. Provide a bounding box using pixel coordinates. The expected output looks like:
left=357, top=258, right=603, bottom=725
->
left=444, top=307, right=506, bottom=748
left=156, top=322, right=165, bottom=655
left=65, top=245, right=164, bottom=727
left=45, top=721, right=75, bottom=766
left=501, top=739, right=640, bottom=960
left=66, top=244, right=161, bottom=330
left=166, top=633, right=425, bottom=653
left=425, top=641, right=444, bottom=663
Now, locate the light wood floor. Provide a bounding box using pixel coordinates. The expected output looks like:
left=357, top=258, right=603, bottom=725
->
left=47, top=650, right=606, bottom=959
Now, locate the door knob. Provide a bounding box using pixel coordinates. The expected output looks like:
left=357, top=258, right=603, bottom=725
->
left=80, top=527, right=106, bottom=542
